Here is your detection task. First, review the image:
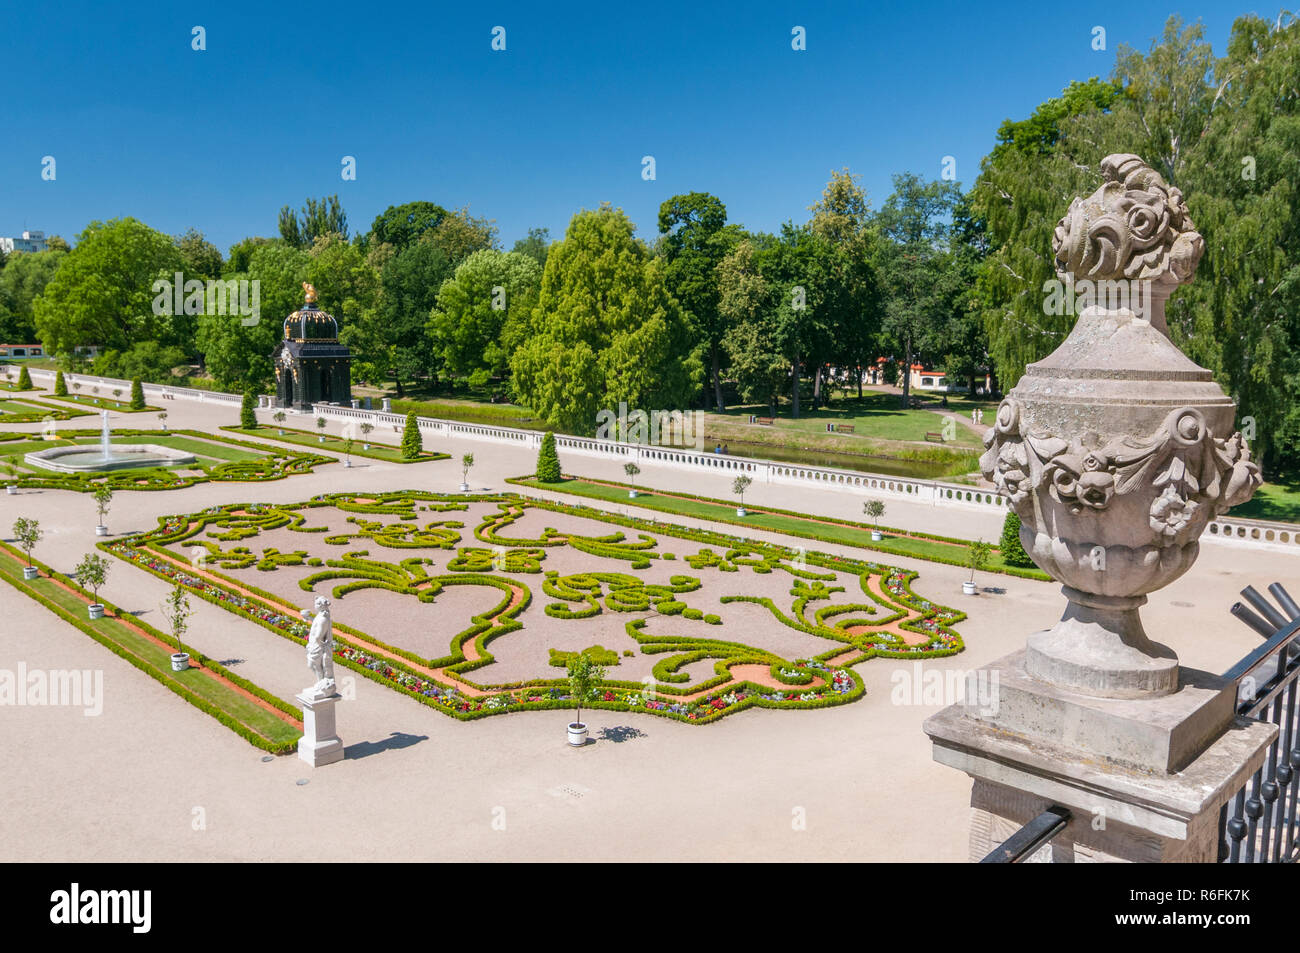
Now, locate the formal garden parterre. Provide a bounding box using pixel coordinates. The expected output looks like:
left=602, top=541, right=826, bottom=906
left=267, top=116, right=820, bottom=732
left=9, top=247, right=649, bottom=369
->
left=100, top=491, right=967, bottom=724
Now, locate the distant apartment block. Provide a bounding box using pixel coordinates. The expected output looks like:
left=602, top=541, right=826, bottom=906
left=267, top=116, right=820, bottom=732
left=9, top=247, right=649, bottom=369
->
left=0, top=230, right=49, bottom=254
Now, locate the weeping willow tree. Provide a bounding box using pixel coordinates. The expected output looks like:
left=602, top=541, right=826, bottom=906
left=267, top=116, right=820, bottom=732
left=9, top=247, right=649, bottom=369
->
left=972, top=13, right=1300, bottom=478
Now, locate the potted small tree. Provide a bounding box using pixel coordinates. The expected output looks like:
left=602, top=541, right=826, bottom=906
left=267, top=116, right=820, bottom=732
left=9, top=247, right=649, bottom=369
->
left=360, top=422, right=373, bottom=451
left=92, top=483, right=113, bottom=536
left=964, top=538, right=991, bottom=595
left=3, top=456, right=18, bottom=495
left=316, top=416, right=328, bottom=443
left=565, top=651, right=605, bottom=747
left=864, top=499, right=885, bottom=541
left=161, top=581, right=193, bottom=672
left=273, top=410, right=286, bottom=435
left=74, top=552, right=110, bottom=619
left=13, top=517, right=41, bottom=580
left=460, top=452, right=474, bottom=492
left=343, top=438, right=354, bottom=468
left=112, top=387, right=122, bottom=406
left=624, top=462, right=641, bottom=497
left=72, top=380, right=82, bottom=400
left=157, top=410, right=168, bottom=431
left=732, top=474, right=752, bottom=517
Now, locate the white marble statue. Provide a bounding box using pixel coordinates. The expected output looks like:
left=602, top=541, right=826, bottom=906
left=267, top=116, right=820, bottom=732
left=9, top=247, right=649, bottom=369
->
left=301, top=596, right=336, bottom=697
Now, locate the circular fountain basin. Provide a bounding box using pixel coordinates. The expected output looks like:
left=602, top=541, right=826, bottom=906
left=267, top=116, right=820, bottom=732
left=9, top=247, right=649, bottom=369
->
left=24, top=444, right=196, bottom=473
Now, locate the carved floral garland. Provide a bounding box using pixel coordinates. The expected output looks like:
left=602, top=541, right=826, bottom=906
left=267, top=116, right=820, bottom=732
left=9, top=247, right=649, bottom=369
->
left=980, top=399, right=1260, bottom=547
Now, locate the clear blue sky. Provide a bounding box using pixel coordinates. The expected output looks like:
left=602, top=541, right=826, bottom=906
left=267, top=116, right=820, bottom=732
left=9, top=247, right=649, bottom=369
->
left=0, top=0, right=1269, bottom=255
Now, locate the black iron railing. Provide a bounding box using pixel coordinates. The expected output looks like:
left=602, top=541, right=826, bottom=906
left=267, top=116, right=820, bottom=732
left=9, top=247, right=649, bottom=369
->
left=979, top=807, right=1072, bottom=863
left=1219, top=583, right=1300, bottom=863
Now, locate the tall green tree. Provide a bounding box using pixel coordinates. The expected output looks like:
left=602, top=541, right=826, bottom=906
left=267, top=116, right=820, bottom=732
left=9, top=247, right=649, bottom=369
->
left=1176, top=12, right=1300, bottom=476
left=358, top=239, right=452, bottom=395
left=510, top=205, right=703, bottom=434
left=657, top=192, right=738, bottom=410
left=807, top=168, right=883, bottom=400
left=511, top=227, right=551, bottom=269
left=197, top=242, right=307, bottom=392
left=176, top=228, right=223, bottom=278
left=33, top=218, right=184, bottom=355
left=279, top=195, right=348, bottom=247
left=428, top=249, right=541, bottom=387
left=423, top=207, right=498, bottom=267
left=874, top=175, right=964, bottom=408
left=367, top=201, right=449, bottom=252
left=0, top=248, right=66, bottom=342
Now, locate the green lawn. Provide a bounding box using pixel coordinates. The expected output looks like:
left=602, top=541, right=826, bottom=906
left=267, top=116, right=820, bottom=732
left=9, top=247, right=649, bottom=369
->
left=1226, top=482, right=1300, bottom=524
left=223, top=425, right=448, bottom=463
left=390, top=396, right=538, bottom=426
left=704, top=393, right=984, bottom=450
left=39, top=392, right=160, bottom=413
left=513, top=476, right=1046, bottom=578
left=0, top=552, right=300, bottom=748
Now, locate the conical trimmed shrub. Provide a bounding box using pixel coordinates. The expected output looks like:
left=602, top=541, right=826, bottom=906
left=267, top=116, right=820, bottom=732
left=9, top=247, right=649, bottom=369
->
left=129, top=377, right=145, bottom=410
left=16, top=366, right=32, bottom=390
left=536, top=431, right=561, bottom=482
left=240, top=391, right=257, bottom=429
left=1000, top=510, right=1034, bottom=567
left=400, top=412, right=422, bottom=460
left=54, top=370, right=68, bottom=396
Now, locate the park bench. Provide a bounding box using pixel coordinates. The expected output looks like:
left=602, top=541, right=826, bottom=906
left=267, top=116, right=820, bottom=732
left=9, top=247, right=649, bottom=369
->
left=755, top=417, right=774, bottom=426
left=924, top=431, right=945, bottom=443
left=835, top=424, right=855, bottom=434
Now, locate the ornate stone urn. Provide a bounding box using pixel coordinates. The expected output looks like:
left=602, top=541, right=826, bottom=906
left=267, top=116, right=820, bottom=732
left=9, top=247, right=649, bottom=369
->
left=981, top=154, right=1262, bottom=699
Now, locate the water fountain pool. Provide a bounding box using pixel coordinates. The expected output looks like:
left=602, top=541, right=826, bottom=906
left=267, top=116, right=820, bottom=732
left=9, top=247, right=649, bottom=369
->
left=24, top=410, right=197, bottom=473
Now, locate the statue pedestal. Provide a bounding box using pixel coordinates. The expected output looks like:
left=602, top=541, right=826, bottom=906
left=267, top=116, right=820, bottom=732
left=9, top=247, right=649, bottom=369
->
left=296, top=691, right=344, bottom=768
left=924, top=650, right=1275, bottom=862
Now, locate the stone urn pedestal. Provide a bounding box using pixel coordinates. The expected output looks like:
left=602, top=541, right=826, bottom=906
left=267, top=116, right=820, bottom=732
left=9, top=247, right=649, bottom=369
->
left=296, top=691, right=344, bottom=768
left=924, top=153, right=1273, bottom=863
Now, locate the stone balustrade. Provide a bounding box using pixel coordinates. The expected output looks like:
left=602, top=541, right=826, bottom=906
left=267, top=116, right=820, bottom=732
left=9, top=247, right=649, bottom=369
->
left=6, top=363, right=1295, bottom=552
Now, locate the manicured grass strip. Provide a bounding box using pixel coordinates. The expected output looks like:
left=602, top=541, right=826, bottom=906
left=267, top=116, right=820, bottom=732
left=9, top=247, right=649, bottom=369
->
left=0, top=545, right=300, bottom=752
left=512, top=475, right=1050, bottom=579
left=38, top=392, right=161, bottom=413
left=223, top=425, right=448, bottom=464
left=1225, top=482, right=1300, bottom=525
left=0, top=398, right=94, bottom=422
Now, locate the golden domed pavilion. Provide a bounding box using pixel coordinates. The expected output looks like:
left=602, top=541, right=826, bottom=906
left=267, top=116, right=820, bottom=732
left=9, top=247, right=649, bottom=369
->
left=272, top=282, right=352, bottom=411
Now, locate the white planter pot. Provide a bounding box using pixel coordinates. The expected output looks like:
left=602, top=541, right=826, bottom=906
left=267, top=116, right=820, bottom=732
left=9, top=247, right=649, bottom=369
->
left=88, top=604, right=104, bottom=620
left=95, top=525, right=108, bottom=536
left=22, top=566, right=38, bottom=581
left=567, top=722, right=589, bottom=747
left=6, top=484, right=15, bottom=495
left=171, top=653, right=190, bottom=672
left=278, top=429, right=285, bottom=435
left=344, top=460, right=352, bottom=468
left=871, top=530, right=883, bottom=541
left=629, top=489, right=638, bottom=498
left=460, top=482, right=470, bottom=492
left=736, top=507, right=746, bottom=517
left=318, top=436, right=325, bottom=443
left=962, top=581, right=977, bottom=595
left=362, top=443, right=370, bottom=450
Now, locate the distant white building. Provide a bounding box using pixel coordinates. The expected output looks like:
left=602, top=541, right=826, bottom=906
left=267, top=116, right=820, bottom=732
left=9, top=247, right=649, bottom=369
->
left=0, top=230, right=49, bottom=254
